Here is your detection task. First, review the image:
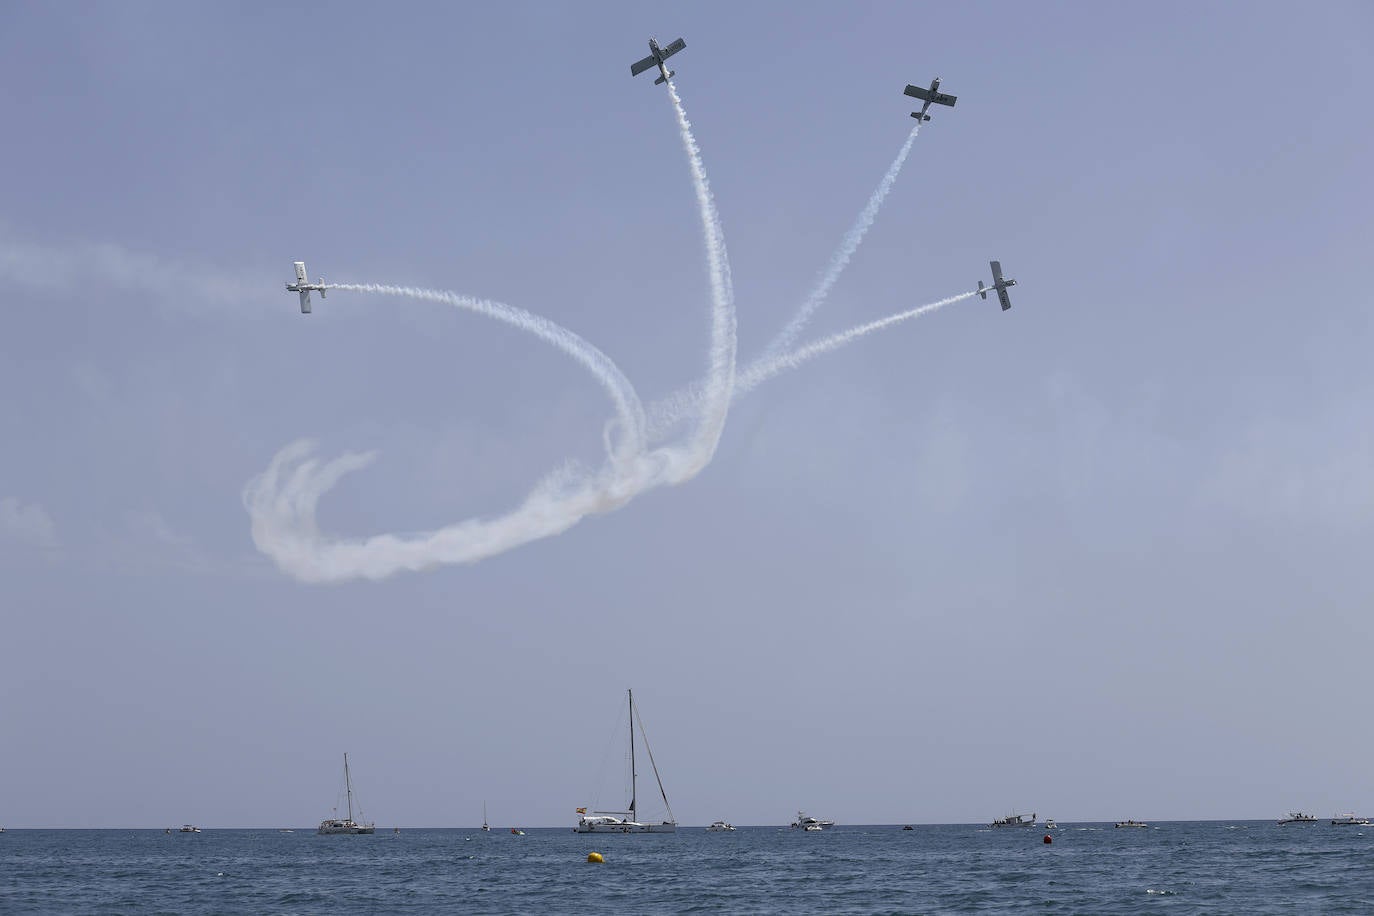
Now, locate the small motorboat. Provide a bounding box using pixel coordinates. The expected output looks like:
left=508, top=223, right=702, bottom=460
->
left=1331, top=813, right=1371, bottom=826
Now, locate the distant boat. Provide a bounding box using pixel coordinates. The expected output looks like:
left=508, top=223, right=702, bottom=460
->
left=991, top=812, right=1036, bottom=828
left=1278, top=812, right=1317, bottom=824
left=318, top=753, right=375, bottom=835
left=1115, top=819, right=1149, bottom=828
left=575, top=689, right=677, bottom=834
left=482, top=802, right=491, bottom=832
left=1044, top=819, right=1058, bottom=829
left=901, top=825, right=914, bottom=831
left=510, top=827, right=525, bottom=835
left=791, top=811, right=835, bottom=830
left=706, top=821, right=736, bottom=832
left=1331, top=813, right=1371, bottom=826
left=178, top=825, right=201, bottom=833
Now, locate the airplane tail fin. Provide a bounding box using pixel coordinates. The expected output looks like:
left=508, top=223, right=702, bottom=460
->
left=978, top=280, right=987, bottom=300
left=654, top=70, right=673, bottom=85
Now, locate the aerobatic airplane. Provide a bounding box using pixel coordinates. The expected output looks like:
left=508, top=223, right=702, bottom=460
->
left=630, top=37, right=686, bottom=86
left=904, top=77, right=957, bottom=122
left=978, top=260, right=1017, bottom=311
left=285, top=261, right=327, bottom=314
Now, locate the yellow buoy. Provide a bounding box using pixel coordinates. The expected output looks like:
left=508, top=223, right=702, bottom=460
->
left=587, top=851, right=604, bottom=863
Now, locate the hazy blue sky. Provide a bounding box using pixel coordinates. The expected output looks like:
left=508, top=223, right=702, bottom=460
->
left=2, top=1, right=1372, bottom=828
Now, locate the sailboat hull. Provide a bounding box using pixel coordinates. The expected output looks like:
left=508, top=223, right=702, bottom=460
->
left=317, top=820, right=375, bottom=835
left=574, top=820, right=677, bottom=834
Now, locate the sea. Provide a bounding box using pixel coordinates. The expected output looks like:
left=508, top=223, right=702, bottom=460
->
left=3, top=821, right=1372, bottom=914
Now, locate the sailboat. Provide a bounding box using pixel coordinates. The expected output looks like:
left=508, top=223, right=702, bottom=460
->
left=318, top=752, right=375, bottom=835
left=575, top=689, right=677, bottom=833
left=482, top=801, right=491, bottom=832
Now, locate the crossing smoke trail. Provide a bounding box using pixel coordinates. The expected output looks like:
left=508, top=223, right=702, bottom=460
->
left=244, top=80, right=737, bottom=583
left=644, top=289, right=981, bottom=444
left=645, top=124, right=922, bottom=442
left=760, top=123, right=920, bottom=363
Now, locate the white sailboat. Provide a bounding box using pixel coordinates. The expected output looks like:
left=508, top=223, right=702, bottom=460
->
left=482, top=801, right=491, bottom=832
left=575, top=689, right=677, bottom=834
left=318, top=752, right=375, bottom=835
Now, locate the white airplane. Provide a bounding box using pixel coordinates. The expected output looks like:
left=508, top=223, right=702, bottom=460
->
left=285, top=261, right=326, bottom=314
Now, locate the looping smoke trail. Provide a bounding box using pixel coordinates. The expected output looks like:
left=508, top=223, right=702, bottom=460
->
left=245, top=82, right=740, bottom=583
left=328, top=283, right=646, bottom=460
left=663, top=79, right=736, bottom=480
left=761, top=124, right=920, bottom=362
left=244, top=440, right=671, bottom=583
left=738, top=289, right=981, bottom=394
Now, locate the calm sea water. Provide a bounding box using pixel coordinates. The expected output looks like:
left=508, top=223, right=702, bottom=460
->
left=3, top=822, right=1373, bottom=914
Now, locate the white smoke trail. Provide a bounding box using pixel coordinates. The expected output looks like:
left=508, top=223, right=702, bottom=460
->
left=644, top=125, right=922, bottom=442
left=760, top=124, right=920, bottom=362
left=244, top=439, right=675, bottom=582
left=328, top=283, right=646, bottom=460
left=244, top=82, right=740, bottom=583
left=661, top=79, right=736, bottom=483
left=739, top=289, right=981, bottom=394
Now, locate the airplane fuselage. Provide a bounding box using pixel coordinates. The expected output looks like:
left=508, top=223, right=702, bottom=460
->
left=648, top=40, right=671, bottom=82
left=918, top=79, right=940, bottom=120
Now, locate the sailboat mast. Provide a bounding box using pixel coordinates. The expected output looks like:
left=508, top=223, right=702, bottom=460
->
left=344, top=753, right=354, bottom=822
left=628, top=689, right=637, bottom=823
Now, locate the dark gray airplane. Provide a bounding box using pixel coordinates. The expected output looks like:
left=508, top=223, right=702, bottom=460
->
left=978, top=260, right=1017, bottom=311
left=904, top=77, right=957, bottom=122
left=630, top=37, right=686, bottom=85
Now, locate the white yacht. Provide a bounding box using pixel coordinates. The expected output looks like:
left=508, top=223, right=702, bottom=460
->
left=1115, top=819, right=1149, bottom=828
left=1278, top=812, right=1317, bottom=824
left=1331, top=813, right=1371, bottom=826
left=791, top=811, right=835, bottom=830
left=318, top=753, right=375, bottom=835
left=177, top=825, right=201, bottom=833
left=706, top=820, right=736, bottom=832
left=575, top=690, right=677, bottom=834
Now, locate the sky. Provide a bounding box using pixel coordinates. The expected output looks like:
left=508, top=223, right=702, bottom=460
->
left=2, top=1, right=1372, bottom=828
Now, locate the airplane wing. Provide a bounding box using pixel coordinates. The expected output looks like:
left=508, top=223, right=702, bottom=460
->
left=294, top=261, right=308, bottom=282
left=930, top=91, right=957, bottom=107
left=630, top=54, right=657, bottom=76
left=904, top=85, right=934, bottom=101
left=299, top=290, right=312, bottom=314
left=990, top=261, right=1004, bottom=284
left=997, top=287, right=1012, bottom=311
left=660, top=37, right=685, bottom=59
